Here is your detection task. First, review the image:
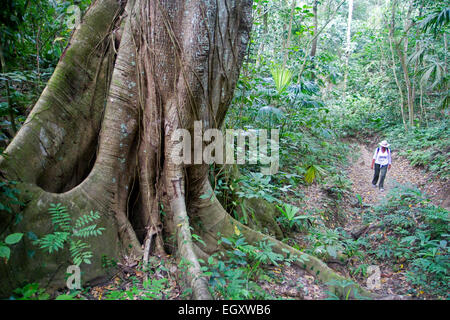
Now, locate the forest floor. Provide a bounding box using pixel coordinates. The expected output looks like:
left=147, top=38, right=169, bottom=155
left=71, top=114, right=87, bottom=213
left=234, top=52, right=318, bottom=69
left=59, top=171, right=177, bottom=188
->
left=82, top=139, right=448, bottom=300
left=288, top=139, right=449, bottom=299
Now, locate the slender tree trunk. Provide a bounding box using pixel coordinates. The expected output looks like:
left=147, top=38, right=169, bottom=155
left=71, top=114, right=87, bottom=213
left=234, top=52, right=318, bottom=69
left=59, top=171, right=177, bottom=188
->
left=420, top=81, right=428, bottom=127
left=397, top=0, right=414, bottom=127
left=343, top=0, right=353, bottom=94
left=411, top=4, right=423, bottom=125
left=388, top=0, right=407, bottom=129
left=310, top=0, right=319, bottom=58
left=309, top=0, right=319, bottom=80
left=445, top=33, right=448, bottom=77
left=255, top=4, right=268, bottom=68
left=282, top=0, right=296, bottom=70
left=444, top=32, right=448, bottom=113
left=0, top=43, right=17, bottom=135
left=297, top=0, right=345, bottom=83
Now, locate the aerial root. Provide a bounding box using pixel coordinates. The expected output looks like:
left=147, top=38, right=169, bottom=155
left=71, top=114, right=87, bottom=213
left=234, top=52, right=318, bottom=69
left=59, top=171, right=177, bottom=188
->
left=172, top=197, right=212, bottom=300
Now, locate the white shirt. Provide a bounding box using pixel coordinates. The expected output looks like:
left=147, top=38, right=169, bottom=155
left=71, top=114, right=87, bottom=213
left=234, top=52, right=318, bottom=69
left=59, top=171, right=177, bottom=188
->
left=373, top=148, right=391, bottom=166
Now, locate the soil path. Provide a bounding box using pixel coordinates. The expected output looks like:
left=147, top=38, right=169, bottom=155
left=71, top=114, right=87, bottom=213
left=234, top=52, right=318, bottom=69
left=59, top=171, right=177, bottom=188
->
left=348, top=142, right=449, bottom=209
left=294, top=140, right=449, bottom=299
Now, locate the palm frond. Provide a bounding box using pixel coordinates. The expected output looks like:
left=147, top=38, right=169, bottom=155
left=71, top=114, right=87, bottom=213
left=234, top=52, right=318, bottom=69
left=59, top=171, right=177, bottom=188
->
left=419, top=7, right=450, bottom=36
left=271, top=67, right=292, bottom=94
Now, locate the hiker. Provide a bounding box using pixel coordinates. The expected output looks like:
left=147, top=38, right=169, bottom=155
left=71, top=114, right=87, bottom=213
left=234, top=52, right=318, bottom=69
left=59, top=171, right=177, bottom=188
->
left=371, top=140, right=392, bottom=192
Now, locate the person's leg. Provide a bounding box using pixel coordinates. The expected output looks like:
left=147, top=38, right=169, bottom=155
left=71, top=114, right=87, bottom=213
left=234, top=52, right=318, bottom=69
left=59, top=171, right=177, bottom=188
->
left=379, top=165, right=388, bottom=189
left=372, top=164, right=380, bottom=186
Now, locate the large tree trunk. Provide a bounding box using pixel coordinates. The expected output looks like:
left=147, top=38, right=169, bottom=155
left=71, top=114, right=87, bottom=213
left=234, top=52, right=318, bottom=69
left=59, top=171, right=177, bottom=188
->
left=0, top=0, right=251, bottom=299
left=0, top=0, right=379, bottom=300
left=0, top=0, right=127, bottom=296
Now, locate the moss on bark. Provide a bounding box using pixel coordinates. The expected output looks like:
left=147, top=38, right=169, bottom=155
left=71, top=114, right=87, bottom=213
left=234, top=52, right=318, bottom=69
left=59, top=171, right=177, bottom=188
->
left=236, top=197, right=284, bottom=240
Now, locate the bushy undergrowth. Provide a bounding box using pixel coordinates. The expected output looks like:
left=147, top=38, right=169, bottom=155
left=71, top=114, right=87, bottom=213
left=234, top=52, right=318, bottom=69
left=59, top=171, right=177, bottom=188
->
left=361, top=186, right=449, bottom=298
left=221, top=67, right=354, bottom=208
left=290, top=183, right=449, bottom=299
left=202, top=231, right=308, bottom=299
left=385, top=121, right=450, bottom=180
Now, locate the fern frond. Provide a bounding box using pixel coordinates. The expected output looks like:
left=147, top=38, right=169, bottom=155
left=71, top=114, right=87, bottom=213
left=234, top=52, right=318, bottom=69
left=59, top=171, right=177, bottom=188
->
left=36, top=204, right=104, bottom=266
left=69, top=240, right=92, bottom=266
left=74, top=211, right=101, bottom=228
left=34, top=232, right=70, bottom=254
left=73, top=224, right=105, bottom=238
left=49, top=203, right=71, bottom=232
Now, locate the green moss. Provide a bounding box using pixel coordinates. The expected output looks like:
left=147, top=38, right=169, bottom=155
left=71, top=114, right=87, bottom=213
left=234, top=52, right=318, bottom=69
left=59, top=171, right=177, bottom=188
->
left=237, top=198, right=284, bottom=240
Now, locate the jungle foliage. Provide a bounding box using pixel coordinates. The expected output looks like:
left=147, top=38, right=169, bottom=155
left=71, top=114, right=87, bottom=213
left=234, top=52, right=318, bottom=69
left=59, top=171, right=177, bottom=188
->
left=0, top=0, right=448, bottom=300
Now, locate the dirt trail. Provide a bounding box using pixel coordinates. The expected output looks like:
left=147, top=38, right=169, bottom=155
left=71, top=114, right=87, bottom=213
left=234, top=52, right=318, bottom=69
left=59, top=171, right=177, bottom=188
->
left=349, top=142, right=449, bottom=209
left=87, top=141, right=447, bottom=300
left=293, top=140, right=449, bottom=299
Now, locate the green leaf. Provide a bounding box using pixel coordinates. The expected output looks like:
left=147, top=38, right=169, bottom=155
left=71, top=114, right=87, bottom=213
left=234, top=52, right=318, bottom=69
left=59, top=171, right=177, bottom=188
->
left=55, top=294, right=75, bottom=300
left=0, top=245, right=11, bottom=259
left=5, top=233, right=23, bottom=245
left=271, top=67, right=292, bottom=94
left=220, top=237, right=233, bottom=246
